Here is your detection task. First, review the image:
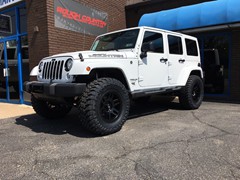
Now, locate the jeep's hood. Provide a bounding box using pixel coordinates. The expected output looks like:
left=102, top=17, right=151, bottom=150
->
left=44, top=50, right=136, bottom=60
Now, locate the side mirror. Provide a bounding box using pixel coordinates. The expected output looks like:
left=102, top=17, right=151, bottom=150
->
left=140, top=43, right=150, bottom=59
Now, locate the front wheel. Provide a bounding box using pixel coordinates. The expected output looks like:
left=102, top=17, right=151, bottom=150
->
left=179, top=75, right=204, bottom=110
left=79, top=78, right=130, bottom=135
left=31, top=95, right=72, bottom=119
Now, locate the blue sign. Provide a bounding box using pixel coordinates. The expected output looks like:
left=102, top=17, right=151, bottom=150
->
left=0, top=0, right=23, bottom=10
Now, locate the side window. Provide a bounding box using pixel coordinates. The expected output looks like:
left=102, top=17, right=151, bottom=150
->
left=185, top=39, right=198, bottom=56
left=168, top=35, right=183, bottom=55
left=142, top=31, right=164, bottom=53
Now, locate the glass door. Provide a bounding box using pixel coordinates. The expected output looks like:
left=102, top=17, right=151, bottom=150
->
left=197, top=33, right=230, bottom=95
left=6, top=39, right=20, bottom=101
left=21, top=35, right=30, bottom=102
left=0, top=38, right=19, bottom=101
left=0, top=3, right=28, bottom=103
left=203, top=35, right=230, bottom=95
left=0, top=41, right=9, bottom=100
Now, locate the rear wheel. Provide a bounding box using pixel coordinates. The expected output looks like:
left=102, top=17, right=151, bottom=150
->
left=179, top=75, right=204, bottom=109
left=31, top=95, right=72, bottom=119
left=79, top=78, right=130, bottom=135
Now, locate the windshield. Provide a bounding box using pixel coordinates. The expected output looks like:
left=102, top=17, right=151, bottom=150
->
left=91, top=29, right=140, bottom=51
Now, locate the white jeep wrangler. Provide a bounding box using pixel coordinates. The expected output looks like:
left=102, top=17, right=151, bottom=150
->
left=24, top=26, right=204, bottom=135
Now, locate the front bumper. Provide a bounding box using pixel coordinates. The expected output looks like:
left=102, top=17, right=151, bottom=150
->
left=24, top=81, right=86, bottom=97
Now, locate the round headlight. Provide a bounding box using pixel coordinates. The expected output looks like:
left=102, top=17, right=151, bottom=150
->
left=65, top=58, right=73, bottom=71
left=38, top=62, right=44, bottom=73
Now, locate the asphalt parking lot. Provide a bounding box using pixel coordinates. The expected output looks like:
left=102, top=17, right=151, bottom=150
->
left=0, top=98, right=240, bottom=180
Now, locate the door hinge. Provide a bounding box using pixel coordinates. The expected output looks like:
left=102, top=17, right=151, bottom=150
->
left=168, top=76, right=172, bottom=81
left=138, top=60, right=143, bottom=65
left=138, top=76, right=144, bottom=82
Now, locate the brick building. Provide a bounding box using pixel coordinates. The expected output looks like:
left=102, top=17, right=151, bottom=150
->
left=27, top=0, right=127, bottom=71
left=0, top=0, right=240, bottom=103
left=0, top=0, right=128, bottom=103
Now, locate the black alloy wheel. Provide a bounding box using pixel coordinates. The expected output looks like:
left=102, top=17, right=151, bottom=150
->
left=79, top=78, right=130, bottom=135
left=179, top=75, right=204, bottom=110
left=192, top=83, right=201, bottom=103
left=100, top=91, right=122, bottom=123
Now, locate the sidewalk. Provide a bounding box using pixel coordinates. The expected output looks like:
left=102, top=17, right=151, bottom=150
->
left=0, top=103, right=35, bottom=119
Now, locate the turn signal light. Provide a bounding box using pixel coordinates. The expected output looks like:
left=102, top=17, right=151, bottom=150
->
left=86, top=66, right=91, bottom=71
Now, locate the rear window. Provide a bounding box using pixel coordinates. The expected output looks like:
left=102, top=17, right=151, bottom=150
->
left=185, top=39, right=198, bottom=56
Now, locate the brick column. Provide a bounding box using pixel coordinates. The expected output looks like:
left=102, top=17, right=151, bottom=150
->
left=26, top=0, right=49, bottom=71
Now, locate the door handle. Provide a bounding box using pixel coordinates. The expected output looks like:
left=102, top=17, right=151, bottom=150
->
left=3, top=68, right=10, bottom=77
left=179, top=59, right=185, bottom=63
left=160, top=58, right=168, bottom=63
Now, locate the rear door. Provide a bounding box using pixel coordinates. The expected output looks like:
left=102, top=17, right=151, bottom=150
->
left=184, top=37, right=200, bottom=69
left=167, top=34, right=186, bottom=85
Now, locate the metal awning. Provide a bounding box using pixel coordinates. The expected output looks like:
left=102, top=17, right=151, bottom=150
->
left=138, top=0, right=240, bottom=31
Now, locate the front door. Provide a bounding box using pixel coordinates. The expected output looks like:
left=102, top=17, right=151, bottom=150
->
left=138, top=31, right=168, bottom=87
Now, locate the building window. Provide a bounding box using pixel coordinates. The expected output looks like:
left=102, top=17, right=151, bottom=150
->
left=168, top=35, right=183, bottom=55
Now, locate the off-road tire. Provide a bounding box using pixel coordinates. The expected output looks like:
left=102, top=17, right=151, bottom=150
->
left=31, top=95, right=72, bottom=119
left=79, top=78, right=130, bottom=135
left=179, top=75, right=204, bottom=110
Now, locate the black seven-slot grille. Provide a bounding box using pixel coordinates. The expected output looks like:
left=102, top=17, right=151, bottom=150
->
left=42, top=60, right=64, bottom=80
